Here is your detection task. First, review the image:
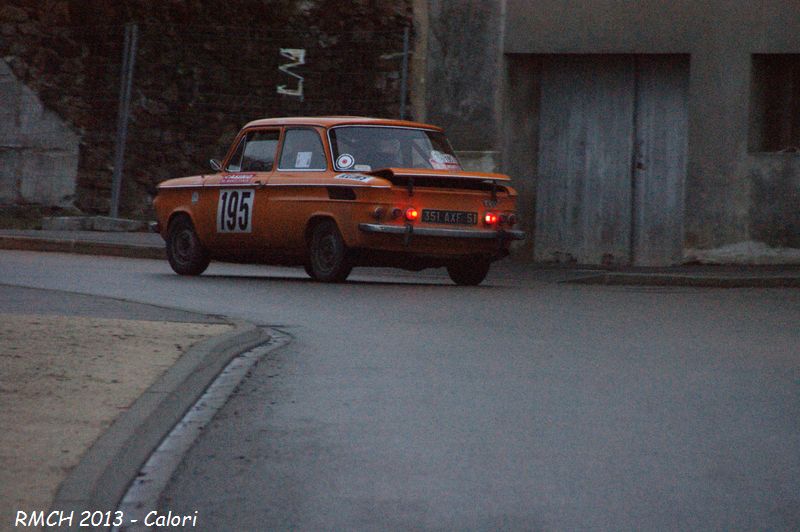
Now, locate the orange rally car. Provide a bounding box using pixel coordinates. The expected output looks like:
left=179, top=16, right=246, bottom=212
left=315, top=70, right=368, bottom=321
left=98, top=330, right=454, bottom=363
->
left=153, top=117, right=525, bottom=285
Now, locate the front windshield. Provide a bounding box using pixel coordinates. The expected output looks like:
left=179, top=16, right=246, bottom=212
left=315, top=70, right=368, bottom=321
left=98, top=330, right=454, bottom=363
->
left=329, top=126, right=462, bottom=172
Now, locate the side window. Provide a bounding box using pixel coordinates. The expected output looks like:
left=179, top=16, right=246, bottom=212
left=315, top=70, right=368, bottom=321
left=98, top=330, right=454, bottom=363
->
left=241, top=130, right=280, bottom=172
left=225, top=130, right=280, bottom=172
left=225, top=138, right=246, bottom=172
left=278, top=128, right=327, bottom=171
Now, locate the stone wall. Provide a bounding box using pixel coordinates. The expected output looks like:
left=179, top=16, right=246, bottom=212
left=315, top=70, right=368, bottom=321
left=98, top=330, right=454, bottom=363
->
left=0, top=0, right=412, bottom=218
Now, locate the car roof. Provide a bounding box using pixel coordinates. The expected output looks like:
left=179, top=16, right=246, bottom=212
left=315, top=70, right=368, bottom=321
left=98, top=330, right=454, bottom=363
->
left=242, top=116, right=444, bottom=131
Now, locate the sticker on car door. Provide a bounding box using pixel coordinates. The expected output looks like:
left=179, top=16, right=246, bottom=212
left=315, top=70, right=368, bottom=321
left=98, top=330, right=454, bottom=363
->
left=216, top=189, right=254, bottom=233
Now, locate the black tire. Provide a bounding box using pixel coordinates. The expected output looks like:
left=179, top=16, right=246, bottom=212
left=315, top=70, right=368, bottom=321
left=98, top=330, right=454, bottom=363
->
left=447, top=257, right=491, bottom=286
left=308, top=220, right=352, bottom=282
left=166, top=215, right=210, bottom=276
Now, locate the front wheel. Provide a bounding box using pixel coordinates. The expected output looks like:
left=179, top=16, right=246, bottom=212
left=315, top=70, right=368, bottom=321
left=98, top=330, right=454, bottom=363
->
left=447, top=257, right=491, bottom=286
left=308, top=220, right=352, bottom=282
left=166, top=215, right=210, bottom=276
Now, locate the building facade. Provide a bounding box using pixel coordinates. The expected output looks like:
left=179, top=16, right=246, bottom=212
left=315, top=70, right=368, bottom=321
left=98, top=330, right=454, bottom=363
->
left=414, top=0, right=800, bottom=265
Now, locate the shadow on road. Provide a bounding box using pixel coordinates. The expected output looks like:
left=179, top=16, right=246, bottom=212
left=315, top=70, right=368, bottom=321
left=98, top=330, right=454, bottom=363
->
left=148, top=272, right=513, bottom=289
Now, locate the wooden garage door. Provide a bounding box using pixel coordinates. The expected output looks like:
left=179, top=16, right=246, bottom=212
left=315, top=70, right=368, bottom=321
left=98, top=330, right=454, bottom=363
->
left=534, top=55, right=688, bottom=266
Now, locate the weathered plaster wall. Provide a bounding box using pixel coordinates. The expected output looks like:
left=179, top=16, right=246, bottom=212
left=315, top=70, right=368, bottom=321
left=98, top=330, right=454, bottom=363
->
left=501, top=54, right=539, bottom=248
left=410, top=0, right=429, bottom=124
left=0, top=60, right=78, bottom=206
left=747, top=155, right=800, bottom=248
left=424, top=0, right=503, bottom=158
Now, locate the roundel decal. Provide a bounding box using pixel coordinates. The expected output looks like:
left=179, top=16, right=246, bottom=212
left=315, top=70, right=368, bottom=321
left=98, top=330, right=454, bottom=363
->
left=336, top=153, right=355, bottom=169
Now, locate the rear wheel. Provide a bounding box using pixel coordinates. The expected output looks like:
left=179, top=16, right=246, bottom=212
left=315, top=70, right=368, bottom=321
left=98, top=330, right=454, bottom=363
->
left=447, top=257, right=491, bottom=286
left=308, top=220, right=352, bottom=282
left=166, top=215, right=210, bottom=276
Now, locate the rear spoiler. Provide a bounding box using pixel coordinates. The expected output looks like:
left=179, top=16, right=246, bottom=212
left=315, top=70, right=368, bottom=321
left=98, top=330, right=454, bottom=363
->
left=367, top=168, right=512, bottom=198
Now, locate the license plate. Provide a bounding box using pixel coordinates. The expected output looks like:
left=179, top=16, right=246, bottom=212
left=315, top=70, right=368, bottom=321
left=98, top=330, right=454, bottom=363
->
left=421, top=209, right=478, bottom=225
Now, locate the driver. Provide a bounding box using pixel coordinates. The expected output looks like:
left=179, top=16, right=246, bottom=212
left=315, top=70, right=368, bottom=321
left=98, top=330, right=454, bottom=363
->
left=370, top=137, right=402, bottom=169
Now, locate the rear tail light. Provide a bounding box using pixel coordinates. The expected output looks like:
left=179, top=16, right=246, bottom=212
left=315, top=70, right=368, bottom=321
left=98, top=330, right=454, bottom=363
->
left=507, top=214, right=518, bottom=226
left=484, top=212, right=498, bottom=225
left=405, top=208, right=419, bottom=221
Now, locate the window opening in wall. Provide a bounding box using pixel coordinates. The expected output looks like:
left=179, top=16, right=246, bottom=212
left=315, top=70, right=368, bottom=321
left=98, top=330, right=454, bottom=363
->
left=750, top=54, right=800, bottom=152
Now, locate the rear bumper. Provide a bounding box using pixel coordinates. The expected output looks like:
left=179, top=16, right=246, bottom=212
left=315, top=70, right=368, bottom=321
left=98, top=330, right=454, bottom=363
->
left=358, top=223, right=525, bottom=240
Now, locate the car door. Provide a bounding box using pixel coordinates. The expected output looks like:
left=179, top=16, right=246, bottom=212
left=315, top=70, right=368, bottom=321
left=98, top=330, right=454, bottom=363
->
left=266, top=127, right=331, bottom=250
left=201, top=128, right=281, bottom=252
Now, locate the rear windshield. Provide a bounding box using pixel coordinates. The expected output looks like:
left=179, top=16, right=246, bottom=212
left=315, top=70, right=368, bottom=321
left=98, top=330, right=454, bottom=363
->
left=329, top=126, right=462, bottom=172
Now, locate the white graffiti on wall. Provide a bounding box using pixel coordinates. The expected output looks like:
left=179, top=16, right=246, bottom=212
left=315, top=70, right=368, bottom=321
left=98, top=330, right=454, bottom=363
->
left=277, top=48, right=306, bottom=100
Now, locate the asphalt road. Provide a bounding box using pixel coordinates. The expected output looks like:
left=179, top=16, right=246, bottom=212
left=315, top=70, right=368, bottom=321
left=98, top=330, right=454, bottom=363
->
left=1, top=250, right=799, bottom=530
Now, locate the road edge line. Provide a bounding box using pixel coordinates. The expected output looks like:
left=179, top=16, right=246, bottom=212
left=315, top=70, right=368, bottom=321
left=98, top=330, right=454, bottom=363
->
left=113, top=330, right=292, bottom=532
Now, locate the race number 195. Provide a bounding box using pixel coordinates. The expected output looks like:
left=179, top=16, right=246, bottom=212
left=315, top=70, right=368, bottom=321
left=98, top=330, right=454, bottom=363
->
left=217, top=189, right=254, bottom=233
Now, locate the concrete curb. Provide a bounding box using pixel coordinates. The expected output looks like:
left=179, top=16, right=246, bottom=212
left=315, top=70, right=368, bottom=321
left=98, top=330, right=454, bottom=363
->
left=568, top=272, right=800, bottom=288
left=0, top=235, right=165, bottom=260
left=42, top=216, right=149, bottom=233
left=48, top=321, right=272, bottom=530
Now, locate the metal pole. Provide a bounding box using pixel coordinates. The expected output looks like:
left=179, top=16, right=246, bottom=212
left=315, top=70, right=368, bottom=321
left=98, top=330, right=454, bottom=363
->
left=110, top=23, right=138, bottom=218
left=399, top=26, right=410, bottom=120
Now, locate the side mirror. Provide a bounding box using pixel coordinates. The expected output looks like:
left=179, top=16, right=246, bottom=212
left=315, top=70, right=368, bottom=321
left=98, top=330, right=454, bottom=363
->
left=209, top=159, right=222, bottom=172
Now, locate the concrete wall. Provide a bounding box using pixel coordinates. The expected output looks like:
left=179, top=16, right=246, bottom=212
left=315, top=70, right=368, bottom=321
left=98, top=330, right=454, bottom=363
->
left=424, top=0, right=504, bottom=157
left=503, top=0, right=800, bottom=253
left=0, top=60, right=78, bottom=207
left=748, top=155, right=800, bottom=248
